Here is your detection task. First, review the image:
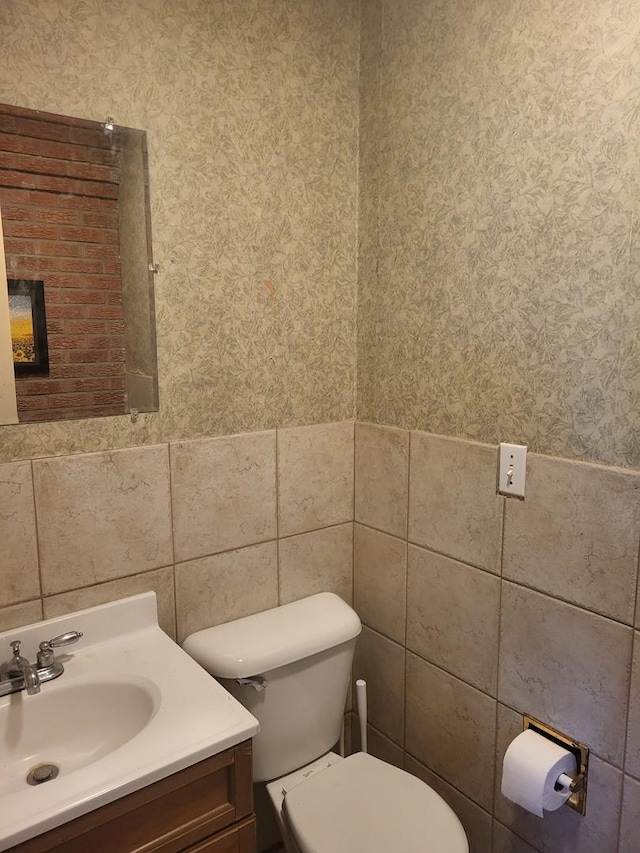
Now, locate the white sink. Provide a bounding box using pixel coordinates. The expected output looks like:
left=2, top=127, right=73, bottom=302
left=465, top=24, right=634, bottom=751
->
left=0, top=593, right=259, bottom=850
left=0, top=678, right=159, bottom=796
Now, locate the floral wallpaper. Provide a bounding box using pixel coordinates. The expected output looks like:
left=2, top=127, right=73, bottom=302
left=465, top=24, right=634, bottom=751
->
left=3, top=0, right=640, bottom=469
left=358, top=0, right=640, bottom=469
left=0, top=0, right=358, bottom=462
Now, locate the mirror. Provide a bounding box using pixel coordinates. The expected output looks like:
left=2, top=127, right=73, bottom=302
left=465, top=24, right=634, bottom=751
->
left=0, top=103, right=158, bottom=424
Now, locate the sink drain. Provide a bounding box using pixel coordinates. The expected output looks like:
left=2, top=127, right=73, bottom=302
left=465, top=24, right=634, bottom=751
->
left=26, top=763, right=59, bottom=785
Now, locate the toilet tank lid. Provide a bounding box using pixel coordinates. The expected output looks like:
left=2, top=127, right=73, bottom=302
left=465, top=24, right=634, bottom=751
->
left=182, top=593, right=361, bottom=678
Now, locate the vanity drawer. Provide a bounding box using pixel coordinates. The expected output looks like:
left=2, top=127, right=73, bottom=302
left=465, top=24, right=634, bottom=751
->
left=11, top=740, right=254, bottom=853
left=184, top=818, right=255, bottom=853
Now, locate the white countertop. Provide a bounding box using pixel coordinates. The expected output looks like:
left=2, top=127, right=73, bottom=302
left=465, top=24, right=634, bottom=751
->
left=0, top=593, right=259, bottom=850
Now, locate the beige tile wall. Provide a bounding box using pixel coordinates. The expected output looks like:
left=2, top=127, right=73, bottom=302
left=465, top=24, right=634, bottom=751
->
left=353, top=421, right=640, bottom=853
left=0, top=421, right=355, bottom=645
left=3, top=416, right=639, bottom=853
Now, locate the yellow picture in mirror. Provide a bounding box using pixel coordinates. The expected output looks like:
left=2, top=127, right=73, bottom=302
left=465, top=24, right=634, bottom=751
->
left=9, top=294, right=34, bottom=364
left=7, top=280, right=49, bottom=375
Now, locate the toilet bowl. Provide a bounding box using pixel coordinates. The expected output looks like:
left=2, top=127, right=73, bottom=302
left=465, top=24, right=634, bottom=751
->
left=268, top=751, right=468, bottom=853
left=183, top=593, right=469, bottom=853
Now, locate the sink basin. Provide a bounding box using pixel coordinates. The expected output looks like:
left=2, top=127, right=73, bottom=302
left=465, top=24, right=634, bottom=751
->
left=0, top=592, right=259, bottom=851
left=0, top=678, right=159, bottom=796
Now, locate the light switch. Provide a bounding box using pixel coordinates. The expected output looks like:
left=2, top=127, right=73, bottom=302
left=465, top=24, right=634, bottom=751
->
left=498, top=442, right=527, bottom=498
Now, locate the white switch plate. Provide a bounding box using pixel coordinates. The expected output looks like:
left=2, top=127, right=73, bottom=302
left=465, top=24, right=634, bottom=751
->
left=498, top=442, right=527, bottom=498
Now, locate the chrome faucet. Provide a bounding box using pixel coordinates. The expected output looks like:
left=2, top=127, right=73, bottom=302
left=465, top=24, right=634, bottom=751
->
left=0, top=630, right=83, bottom=698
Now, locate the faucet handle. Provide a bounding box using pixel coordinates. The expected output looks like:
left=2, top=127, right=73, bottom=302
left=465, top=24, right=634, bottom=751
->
left=39, top=631, right=83, bottom=652
left=8, top=640, right=25, bottom=669
left=37, top=631, right=83, bottom=669
left=6, top=640, right=31, bottom=679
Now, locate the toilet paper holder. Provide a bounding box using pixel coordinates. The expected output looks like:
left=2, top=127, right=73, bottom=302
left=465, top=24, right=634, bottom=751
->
left=523, top=715, right=589, bottom=815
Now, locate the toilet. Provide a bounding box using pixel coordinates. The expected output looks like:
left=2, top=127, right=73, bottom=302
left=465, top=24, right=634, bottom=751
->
left=183, top=592, right=469, bottom=853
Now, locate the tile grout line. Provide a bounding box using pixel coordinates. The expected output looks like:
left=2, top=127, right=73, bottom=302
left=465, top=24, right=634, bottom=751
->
left=30, top=458, right=45, bottom=621
left=403, top=737, right=494, bottom=821
left=491, top=491, right=508, bottom=852
left=352, top=421, right=356, bottom=609
left=616, top=524, right=640, bottom=849
left=356, top=517, right=638, bottom=632
left=351, top=423, right=356, bottom=749
left=172, top=520, right=353, bottom=570
left=357, top=621, right=624, bottom=769
left=41, top=565, right=173, bottom=601
left=403, top=428, right=412, bottom=766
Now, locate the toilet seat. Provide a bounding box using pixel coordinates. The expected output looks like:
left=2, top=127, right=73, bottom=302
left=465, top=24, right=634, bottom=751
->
left=282, top=753, right=469, bottom=853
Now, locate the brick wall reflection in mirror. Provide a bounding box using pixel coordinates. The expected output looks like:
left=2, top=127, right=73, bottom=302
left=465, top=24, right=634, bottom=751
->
left=0, top=103, right=158, bottom=423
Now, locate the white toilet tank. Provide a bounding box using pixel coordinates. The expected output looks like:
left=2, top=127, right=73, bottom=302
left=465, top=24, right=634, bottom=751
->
left=182, top=593, right=361, bottom=782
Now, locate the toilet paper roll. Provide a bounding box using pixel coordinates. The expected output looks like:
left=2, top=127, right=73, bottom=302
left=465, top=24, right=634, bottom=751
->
left=501, top=729, right=577, bottom=817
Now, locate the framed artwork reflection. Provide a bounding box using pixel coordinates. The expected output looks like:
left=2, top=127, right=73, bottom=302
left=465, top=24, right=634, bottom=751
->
left=8, top=279, right=50, bottom=376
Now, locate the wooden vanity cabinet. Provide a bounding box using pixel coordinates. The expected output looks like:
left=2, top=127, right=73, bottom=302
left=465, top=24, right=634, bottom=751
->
left=10, top=740, right=255, bottom=853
